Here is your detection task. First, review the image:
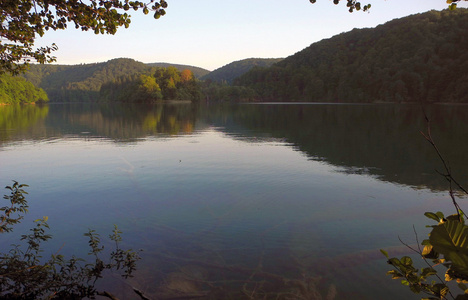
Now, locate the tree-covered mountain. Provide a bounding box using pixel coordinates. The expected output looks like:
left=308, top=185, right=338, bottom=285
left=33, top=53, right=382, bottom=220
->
left=146, top=63, right=210, bottom=79
left=0, top=74, right=48, bottom=104
left=23, top=58, right=148, bottom=102
left=201, top=58, right=283, bottom=84
left=16, top=9, right=468, bottom=104
left=235, top=9, right=468, bottom=103
left=21, top=58, right=202, bottom=103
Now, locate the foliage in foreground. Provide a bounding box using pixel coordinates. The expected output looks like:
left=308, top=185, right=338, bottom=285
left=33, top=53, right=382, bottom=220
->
left=382, top=124, right=468, bottom=300
left=382, top=211, right=468, bottom=300
left=1, top=0, right=168, bottom=74
left=0, top=181, right=140, bottom=299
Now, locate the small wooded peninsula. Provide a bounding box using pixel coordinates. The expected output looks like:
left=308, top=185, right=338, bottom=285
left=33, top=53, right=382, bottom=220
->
left=18, top=58, right=205, bottom=103
left=1, top=9, right=467, bottom=104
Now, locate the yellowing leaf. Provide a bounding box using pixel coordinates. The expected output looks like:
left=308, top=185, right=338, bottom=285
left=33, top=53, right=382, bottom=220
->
left=430, top=220, right=468, bottom=276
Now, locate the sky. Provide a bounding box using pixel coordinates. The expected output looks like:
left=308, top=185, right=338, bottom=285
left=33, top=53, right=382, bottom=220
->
left=34, top=0, right=468, bottom=71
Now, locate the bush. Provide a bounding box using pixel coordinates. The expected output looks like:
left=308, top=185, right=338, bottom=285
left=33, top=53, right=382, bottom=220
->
left=0, top=181, right=140, bottom=299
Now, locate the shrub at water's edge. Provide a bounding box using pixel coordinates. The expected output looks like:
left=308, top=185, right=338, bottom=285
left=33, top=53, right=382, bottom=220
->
left=0, top=74, right=48, bottom=105
left=0, top=181, right=141, bottom=299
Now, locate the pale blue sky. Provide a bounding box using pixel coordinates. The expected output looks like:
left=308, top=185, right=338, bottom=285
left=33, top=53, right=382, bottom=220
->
left=35, top=0, right=467, bottom=71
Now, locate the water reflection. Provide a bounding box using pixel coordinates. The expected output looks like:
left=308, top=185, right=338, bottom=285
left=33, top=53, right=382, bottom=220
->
left=44, top=103, right=199, bottom=142
left=1, top=103, right=468, bottom=192
left=1, top=103, right=465, bottom=299
left=201, top=103, right=468, bottom=191
left=0, top=104, right=49, bottom=143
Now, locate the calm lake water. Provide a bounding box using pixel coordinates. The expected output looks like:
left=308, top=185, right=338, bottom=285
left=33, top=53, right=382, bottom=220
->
left=1, top=103, right=468, bottom=299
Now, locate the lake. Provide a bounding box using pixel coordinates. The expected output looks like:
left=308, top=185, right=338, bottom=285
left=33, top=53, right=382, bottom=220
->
left=1, top=102, right=467, bottom=299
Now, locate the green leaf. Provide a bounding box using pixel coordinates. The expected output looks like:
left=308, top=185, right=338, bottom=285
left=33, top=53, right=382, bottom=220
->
left=430, top=220, right=468, bottom=276
left=422, top=239, right=431, bottom=245
left=409, top=283, right=422, bottom=293
left=401, top=256, right=413, bottom=266
left=425, top=212, right=441, bottom=222
left=421, top=267, right=437, bottom=278
left=380, top=249, right=389, bottom=258
left=388, top=257, right=401, bottom=267
left=447, top=214, right=464, bottom=223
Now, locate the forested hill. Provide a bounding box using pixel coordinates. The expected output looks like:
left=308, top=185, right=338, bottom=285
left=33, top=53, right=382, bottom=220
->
left=21, top=58, right=204, bottom=103
left=23, top=58, right=148, bottom=102
left=146, top=63, right=210, bottom=78
left=235, top=9, right=468, bottom=103
left=202, top=58, right=283, bottom=84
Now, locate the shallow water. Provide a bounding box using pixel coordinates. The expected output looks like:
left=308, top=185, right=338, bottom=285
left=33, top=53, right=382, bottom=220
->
left=1, top=103, right=467, bottom=299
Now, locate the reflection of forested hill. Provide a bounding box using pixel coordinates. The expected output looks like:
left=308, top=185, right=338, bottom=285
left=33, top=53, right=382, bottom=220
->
left=0, top=105, right=49, bottom=143
left=0, top=104, right=200, bottom=144
left=236, top=9, right=468, bottom=103
left=201, top=104, right=468, bottom=191
left=45, top=104, right=200, bottom=141
left=3, top=103, right=468, bottom=192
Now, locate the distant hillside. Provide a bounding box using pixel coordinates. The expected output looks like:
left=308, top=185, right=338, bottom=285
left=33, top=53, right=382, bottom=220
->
left=236, top=9, right=468, bottom=103
left=22, top=58, right=204, bottom=102
left=24, top=58, right=148, bottom=102
left=202, top=58, right=283, bottom=84
left=146, top=62, right=210, bottom=79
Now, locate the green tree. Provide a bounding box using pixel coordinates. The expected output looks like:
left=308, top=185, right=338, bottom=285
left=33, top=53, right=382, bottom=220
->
left=1, top=0, right=168, bottom=74
left=137, top=74, right=163, bottom=100
left=0, top=73, right=48, bottom=104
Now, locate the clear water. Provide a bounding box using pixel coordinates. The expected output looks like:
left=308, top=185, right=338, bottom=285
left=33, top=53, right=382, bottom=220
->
left=1, top=103, right=467, bottom=299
